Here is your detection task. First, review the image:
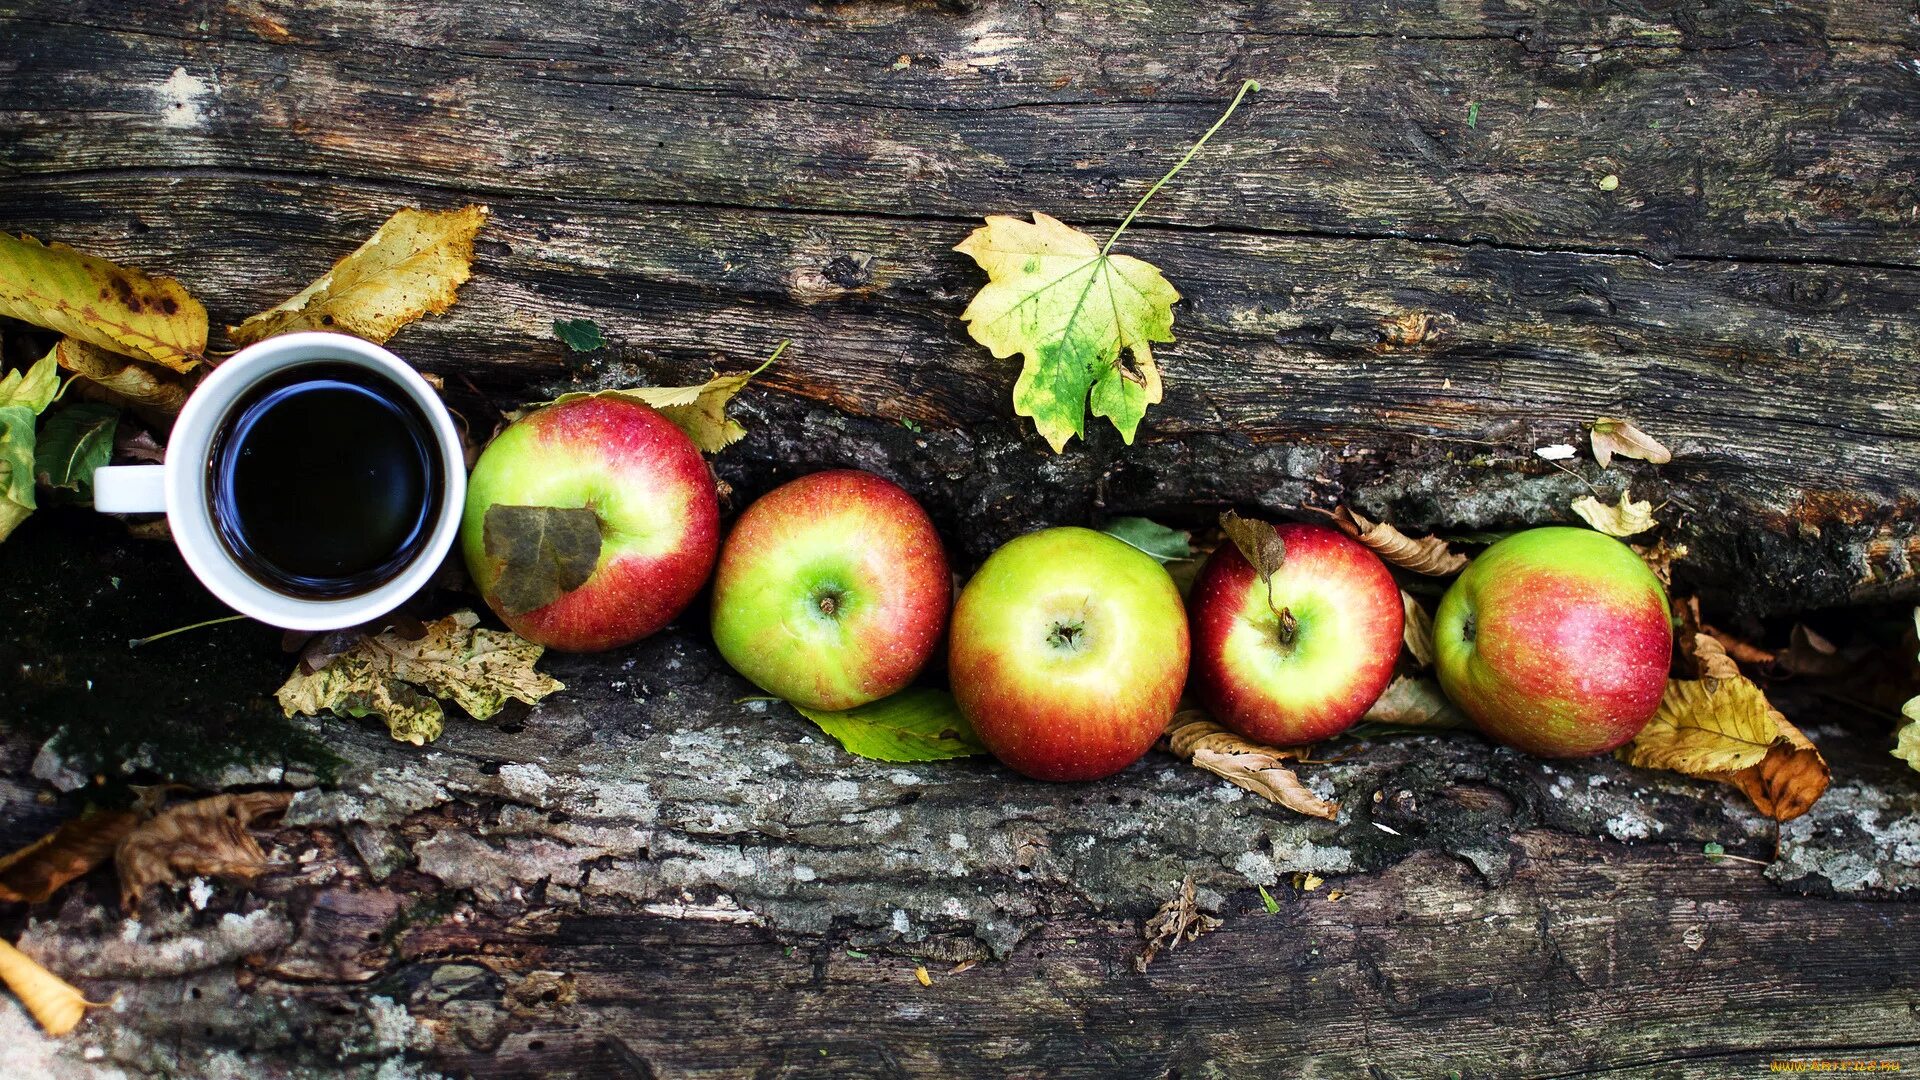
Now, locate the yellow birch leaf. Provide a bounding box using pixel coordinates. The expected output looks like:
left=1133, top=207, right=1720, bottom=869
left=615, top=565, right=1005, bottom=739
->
left=1619, top=677, right=1830, bottom=821
left=546, top=340, right=786, bottom=453
left=1571, top=491, right=1657, bottom=537
left=1590, top=417, right=1672, bottom=469
left=0, top=938, right=102, bottom=1036
left=0, top=233, right=206, bottom=371
left=276, top=610, right=563, bottom=745
left=229, top=205, right=489, bottom=346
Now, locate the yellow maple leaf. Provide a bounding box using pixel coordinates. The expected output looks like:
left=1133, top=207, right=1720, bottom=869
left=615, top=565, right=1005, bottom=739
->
left=230, top=205, right=488, bottom=346
left=547, top=340, right=786, bottom=453
left=0, top=233, right=206, bottom=371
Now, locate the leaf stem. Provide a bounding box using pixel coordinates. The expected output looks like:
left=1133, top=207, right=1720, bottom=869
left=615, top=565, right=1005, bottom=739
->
left=1103, top=78, right=1261, bottom=255
left=128, top=613, right=247, bottom=649
left=749, top=338, right=791, bottom=377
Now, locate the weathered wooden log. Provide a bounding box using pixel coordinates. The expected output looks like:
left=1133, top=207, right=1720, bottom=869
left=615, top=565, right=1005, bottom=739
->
left=3, top=1, right=1919, bottom=1076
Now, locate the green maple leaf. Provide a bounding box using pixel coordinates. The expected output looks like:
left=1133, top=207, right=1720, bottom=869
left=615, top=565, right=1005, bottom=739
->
left=955, top=80, right=1258, bottom=452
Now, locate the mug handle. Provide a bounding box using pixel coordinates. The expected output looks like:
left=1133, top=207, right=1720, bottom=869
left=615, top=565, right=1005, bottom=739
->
left=94, top=464, right=167, bottom=514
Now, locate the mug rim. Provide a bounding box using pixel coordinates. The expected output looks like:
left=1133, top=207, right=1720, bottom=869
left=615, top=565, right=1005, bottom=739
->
left=166, top=331, right=466, bottom=631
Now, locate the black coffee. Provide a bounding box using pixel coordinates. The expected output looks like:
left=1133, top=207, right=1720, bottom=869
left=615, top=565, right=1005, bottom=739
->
left=209, top=362, right=441, bottom=598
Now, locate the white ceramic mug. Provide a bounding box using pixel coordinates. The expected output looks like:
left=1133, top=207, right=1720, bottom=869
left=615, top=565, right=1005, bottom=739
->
left=93, top=331, right=466, bottom=631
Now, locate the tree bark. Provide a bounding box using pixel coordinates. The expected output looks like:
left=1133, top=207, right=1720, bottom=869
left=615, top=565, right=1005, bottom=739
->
left=2, top=1, right=1918, bottom=1076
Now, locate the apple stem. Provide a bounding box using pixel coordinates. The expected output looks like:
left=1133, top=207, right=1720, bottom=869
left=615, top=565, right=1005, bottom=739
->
left=1276, top=607, right=1299, bottom=646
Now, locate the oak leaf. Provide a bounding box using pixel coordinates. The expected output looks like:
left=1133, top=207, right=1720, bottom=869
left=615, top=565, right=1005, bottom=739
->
left=1571, top=491, right=1656, bottom=537
left=116, top=791, right=292, bottom=911
left=1618, top=677, right=1829, bottom=821
left=546, top=339, right=786, bottom=453
left=275, top=610, right=564, bottom=745
left=0, top=938, right=103, bottom=1036
left=1317, top=506, right=1468, bottom=576
left=0, top=810, right=139, bottom=904
left=1590, top=417, right=1672, bottom=469
left=229, top=205, right=489, bottom=346
left=790, top=688, right=986, bottom=763
left=0, top=233, right=207, bottom=370
left=1164, top=711, right=1337, bottom=820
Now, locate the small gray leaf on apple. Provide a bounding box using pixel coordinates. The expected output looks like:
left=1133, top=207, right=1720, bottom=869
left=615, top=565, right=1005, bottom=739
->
left=483, top=504, right=603, bottom=616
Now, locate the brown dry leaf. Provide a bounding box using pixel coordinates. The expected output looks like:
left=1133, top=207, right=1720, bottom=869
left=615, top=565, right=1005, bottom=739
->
left=1219, top=511, right=1286, bottom=615
left=1571, top=491, right=1656, bottom=537
left=0, top=938, right=104, bottom=1036
left=1778, top=623, right=1851, bottom=676
left=1164, top=710, right=1338, bottom=820
left=275, top=609, right=564, bottom=746
left=116, top=791, right=292, bottom=911
left=1361, top=675, right=1469, bottom=729
left=229, top=205, right=489, bottom=346
left=53, top=337, right=190, bottom=416
left=1590, top=417, right=1672, bottom=469
left=1318, top=506, right=1468, bottom=576
left=1692, top=633, right=1743, bottom=681
left=1400, top=590, right=1435, bottom=667
left=0, top=810, right=139, bottom=904
left=0, top=232, right=207, bottom=371
left=1632, top=540, right=1688, bottom=588
left=1135, top=876, right=1221, bottom=973
left=1618, top=677, right=1829, bottom=821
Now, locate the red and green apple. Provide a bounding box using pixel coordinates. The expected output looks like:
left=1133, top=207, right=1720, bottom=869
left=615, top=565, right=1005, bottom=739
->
left=709, top=469, right=950, bottom=710
left=1188, top=521, right=1403, bottom=745
left=461, top=396, right=720, bottom=652
left=1434, top=526, right=1672, bottom=757
left=949, top=526, right=1189, bottom=782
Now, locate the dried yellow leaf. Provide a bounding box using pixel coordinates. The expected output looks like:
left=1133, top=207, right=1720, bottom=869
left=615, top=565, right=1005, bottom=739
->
left=0, top=233, right=206, bottom=370
left=53, top=337, right=190, bottom=415
left=1320, top=506, right=1468, bottom=576
left=1619, top=677, right=1829, bottom=821
left=1302, top=874, right=1324, bottom=891
left=1135, top=876, right=1220, bottom=972
left=1590, top=417, right=1672, bottom=469
left=1361, top=675, right=1469, bottom=729
left=914, top=965, right=931, bottom=987
left=1400, top=590, right=1435, bottom=667
left=276, top=610, right=563, bottom=745
left=1632, top=540, right=1688, bottom=588
left=0, top=938, right=102, bottom=1036
left=1571, top=491, right=1656, bottom=537
left=1692, top=633, right=1742, bottom=681
left=1326, top=889, right=1345, bottom=901
left=547, top=340, right=786, bottom=453
left=1164, top=710, right=1337, bottom=819
left=229, top=205, right=488, bottom=346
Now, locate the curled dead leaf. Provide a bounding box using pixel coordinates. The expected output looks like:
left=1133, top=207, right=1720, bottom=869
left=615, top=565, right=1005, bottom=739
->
left=1778, top=623, right=1851, bottom=676
left=275, top=610, right=564, bottom=746
left=1219, top=511, right=1286, bottom=615
left=1164, top=710, right=1337, bottom=820
left=53, top=337, right=190, bottom=417
left=544, top=340, right=786, bottom=453
left=1135, top=876, right=1220, bottom=973
left=1590, top=417, right=1672, bottom=469
left=1400, top=591, right=1435, bottom=668
left=0, top=810, right=139, bottom=904
left=116, top=791, right=292, bottom=911
left=1632, top=540, right=1688, bottom=589
left=1618, top=677, right=1828, bottom=821
left=1315, top=506, right=1468, bottom=576
left=0, top=938, right=104, bottom=1036
left=229, top=205, right=489, bottom=346
left=1360, top=675, right=1469, bottom=729
left=1571, top=491, right=1656, bottom=537
left=1692, top=633, right=1743, bottom=681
